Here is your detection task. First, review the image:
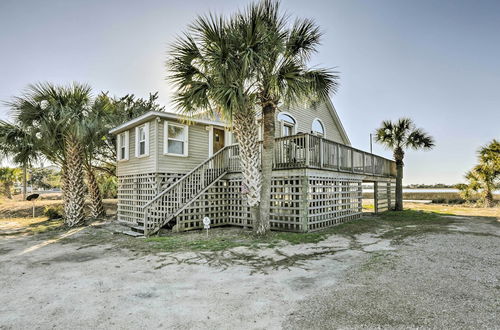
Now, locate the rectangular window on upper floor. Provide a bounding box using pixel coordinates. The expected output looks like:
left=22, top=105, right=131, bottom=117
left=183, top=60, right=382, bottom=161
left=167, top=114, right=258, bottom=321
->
left=135, top=123, right=149, bottom=158
left=164, top=121, right=188, bottom=156
left=117, top=131, right=129, bottom=161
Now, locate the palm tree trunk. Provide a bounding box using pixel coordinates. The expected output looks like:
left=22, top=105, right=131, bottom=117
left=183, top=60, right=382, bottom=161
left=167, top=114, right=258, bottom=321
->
left=257, top=103, right=275, bottom=235
left=86, top=166, right=105, bottom=218
left=22, top=165, right=27, bottom=200
left=395, top=161, right=404, bottom=211
left=3, top=182, right=12, bottom=199
left=233, top=112, right=261, bottom=230
left=63, top=135, right=86, bottom=227
left=484, top=189, right=494, bottom=208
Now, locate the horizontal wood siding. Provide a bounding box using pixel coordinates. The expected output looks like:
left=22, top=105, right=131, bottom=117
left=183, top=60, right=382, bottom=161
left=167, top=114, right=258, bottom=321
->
left=156, top=120, right=210, bottom=174
left=116, top=119, right=156, bottom=176
left=278, top=101, right=347, bottom=143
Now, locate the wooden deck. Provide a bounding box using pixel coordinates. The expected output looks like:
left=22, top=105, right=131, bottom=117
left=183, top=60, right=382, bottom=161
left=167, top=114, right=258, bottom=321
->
left=271, top=133, right=396, bottom=177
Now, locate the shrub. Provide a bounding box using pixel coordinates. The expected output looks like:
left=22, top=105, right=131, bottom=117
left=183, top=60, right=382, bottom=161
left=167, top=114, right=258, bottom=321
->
left=43, top=205, right=64, bottom=219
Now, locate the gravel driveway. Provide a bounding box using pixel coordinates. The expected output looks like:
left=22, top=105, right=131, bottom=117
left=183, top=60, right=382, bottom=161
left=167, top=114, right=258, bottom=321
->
left=285, top=217, right=500, bottom=329
left=0, top=215, right=499, bottom=329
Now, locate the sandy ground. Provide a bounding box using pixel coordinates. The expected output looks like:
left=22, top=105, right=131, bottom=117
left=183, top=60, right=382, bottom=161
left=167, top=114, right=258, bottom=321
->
left=0, top=215, right=499, bottom=329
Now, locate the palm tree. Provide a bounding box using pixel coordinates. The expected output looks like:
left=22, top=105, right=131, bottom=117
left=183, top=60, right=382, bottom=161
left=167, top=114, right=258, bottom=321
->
left=0, top=167, right=22, bottom=199
left=168, top=13, right=262, bottom=229
left=458, top=139, right=499, bottom=207
left=0, top=121, right=40, bottom=199
left=230, top=0, right=339, bottom=234
left=375, top=118, right=434, bottom=211
left=7, top=82, right=93, bottom=226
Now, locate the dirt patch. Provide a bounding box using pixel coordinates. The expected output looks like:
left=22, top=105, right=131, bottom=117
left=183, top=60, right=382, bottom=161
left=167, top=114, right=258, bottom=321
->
left=1, top=206, right=499, bottom=329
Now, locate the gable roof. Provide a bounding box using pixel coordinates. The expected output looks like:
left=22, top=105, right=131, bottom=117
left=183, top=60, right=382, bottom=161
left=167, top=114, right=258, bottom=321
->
left=325, top=98, right=351, bottom=145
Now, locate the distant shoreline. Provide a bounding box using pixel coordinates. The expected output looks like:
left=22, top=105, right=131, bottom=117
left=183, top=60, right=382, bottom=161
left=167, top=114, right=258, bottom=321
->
left=363, top=188, right=500, bottom=194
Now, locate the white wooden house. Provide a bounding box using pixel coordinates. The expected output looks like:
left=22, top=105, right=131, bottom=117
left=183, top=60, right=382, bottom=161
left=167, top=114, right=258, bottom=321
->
left=110, top=99, right=396, bottom=236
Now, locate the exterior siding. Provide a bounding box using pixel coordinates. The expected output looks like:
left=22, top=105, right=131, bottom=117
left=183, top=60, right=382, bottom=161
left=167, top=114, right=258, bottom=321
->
left=277, top=100, right=348, bottom=144
left=116, top=99, right=349, bottom=176
left=116, top=118, right=157, bottom=176
left=156, top=120, right=212, bottom=174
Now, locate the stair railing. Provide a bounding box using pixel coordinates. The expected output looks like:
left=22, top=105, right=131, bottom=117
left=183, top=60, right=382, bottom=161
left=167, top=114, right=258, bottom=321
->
left=142, top=144, right=238, bottom=236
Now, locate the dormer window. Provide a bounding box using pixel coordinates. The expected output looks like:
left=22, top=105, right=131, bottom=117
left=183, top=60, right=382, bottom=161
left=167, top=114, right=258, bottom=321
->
left=278, top=112, right=296, bottom=137
left=312, top=118, right=325, bottom=137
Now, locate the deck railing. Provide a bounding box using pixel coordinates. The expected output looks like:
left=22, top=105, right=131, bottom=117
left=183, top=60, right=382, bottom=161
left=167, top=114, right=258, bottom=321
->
left=273, top=133, right=396, bottom=177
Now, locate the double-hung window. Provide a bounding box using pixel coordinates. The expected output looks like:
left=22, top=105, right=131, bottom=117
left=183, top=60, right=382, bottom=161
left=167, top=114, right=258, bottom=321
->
left=117, top=131, right=129, bottom=161
left=135, top=123, right=149, bottom=157
left=164, top=122, right=188, bottom=156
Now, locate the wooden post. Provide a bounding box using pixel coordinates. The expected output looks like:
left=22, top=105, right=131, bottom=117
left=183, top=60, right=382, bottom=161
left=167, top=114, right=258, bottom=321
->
left=336, top=144, right=340, bottom=171
left=350, top=150, right=354, bottom=173
left=374, top=181, right=379, bottom=213
left=319, top=138, right=324, bottom=168
left=387, top=181, right=392, bottom=210
left=304, top=134, right=310, bottom=167
left=362, top=153, right=366, bottom=174
left=300, top=175, right=309, bottom=232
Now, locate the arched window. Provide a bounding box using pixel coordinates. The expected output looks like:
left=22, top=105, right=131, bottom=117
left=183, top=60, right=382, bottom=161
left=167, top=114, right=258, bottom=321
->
left=277, top=112, right=296, bottom=137
left=311, top=118, right=325, bottom=137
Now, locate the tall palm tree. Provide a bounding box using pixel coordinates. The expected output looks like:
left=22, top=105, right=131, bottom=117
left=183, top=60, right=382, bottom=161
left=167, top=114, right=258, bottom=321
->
left=0, top=167, right=22, bottom=199
left=0, top=121, right=40, bottom=199
left=230, top=0, right=339, bottom=234
left=458, top=139, right=499, bottom=207
left=168, top=13, right=262, bottom=229
left=7, top=82, right=93, bottom=226
left=375, top=118, right=434, bottom=211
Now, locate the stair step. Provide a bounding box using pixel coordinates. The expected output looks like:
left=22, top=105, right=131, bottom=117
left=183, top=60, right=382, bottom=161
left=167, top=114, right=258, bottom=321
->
left=123, top=230, right=144, bottom=237
left=131, top=226, right=145, bottom=233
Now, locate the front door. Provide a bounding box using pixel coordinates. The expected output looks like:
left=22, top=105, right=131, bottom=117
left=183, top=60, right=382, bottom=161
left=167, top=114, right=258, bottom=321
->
left=213, top=128, right=225, bottom=154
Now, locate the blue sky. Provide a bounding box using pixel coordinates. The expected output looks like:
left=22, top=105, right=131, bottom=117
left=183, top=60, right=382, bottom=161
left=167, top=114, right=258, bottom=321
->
left=1, top=0, right=499, bottom=184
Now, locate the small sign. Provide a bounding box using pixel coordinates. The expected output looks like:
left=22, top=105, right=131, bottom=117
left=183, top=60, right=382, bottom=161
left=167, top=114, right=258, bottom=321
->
left=203, top=216, right=211, bottom=229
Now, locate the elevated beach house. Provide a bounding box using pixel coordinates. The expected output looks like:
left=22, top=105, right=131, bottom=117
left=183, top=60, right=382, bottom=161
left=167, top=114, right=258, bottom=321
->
left=110, top=99, right=396, bottom=236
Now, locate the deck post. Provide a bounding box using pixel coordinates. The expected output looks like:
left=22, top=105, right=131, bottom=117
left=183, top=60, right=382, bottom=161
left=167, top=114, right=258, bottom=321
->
left=350, top=149, right=354, bottom=173
left=387, top=181, right=392, bottom=210
left=300, top=174, right=309, bottom=232
left=336, top=144, right=340, bottom=171
left=319, top=138, right=324, bottom=168
left=362, top=152, right=366, bottom=174
left=305, top=134, right=310, bottom=167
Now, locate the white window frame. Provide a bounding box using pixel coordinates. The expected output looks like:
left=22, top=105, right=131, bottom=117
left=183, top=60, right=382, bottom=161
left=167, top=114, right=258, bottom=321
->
left=117, top=131, right=129, bottom=161
left=277, top=112, right=297, bottom=137
left=164, top=121, right=189, bottom=157
left=311, top=118, right=325, bottom=137
left=135, top=123, right=149, bottom=158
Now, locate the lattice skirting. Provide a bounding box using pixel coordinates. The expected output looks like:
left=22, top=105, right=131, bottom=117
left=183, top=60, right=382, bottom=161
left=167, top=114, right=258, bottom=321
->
left=117, top=173, right=184, bottom=225
left=118, top=171, right=367, bottom=232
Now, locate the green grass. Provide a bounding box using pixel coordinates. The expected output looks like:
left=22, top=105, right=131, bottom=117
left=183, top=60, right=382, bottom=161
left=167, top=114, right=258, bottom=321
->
left=141, top=209, right=457, bottom=252
left=129, top=209, right=456, bottom=252
left=55, top=208, right=474, bottom=254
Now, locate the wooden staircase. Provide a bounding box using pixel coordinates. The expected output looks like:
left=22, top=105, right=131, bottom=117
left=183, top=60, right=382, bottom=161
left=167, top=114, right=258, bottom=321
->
left=124, top=145, right=239, bottom=237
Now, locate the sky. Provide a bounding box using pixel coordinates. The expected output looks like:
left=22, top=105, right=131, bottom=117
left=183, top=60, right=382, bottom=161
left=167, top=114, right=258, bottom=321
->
left=1, top=0, right=499, bottom=184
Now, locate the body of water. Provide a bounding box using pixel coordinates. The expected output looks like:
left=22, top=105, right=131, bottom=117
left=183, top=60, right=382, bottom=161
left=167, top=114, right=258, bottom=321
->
left=363, top=188, right=500, bottom=194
